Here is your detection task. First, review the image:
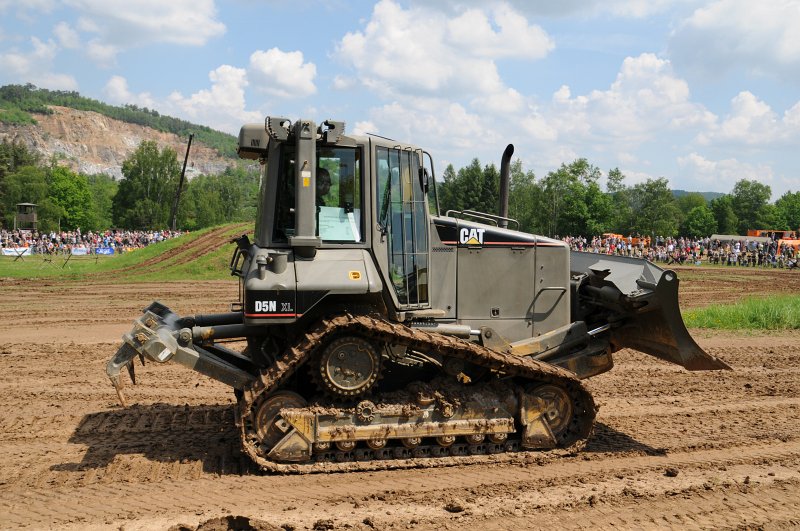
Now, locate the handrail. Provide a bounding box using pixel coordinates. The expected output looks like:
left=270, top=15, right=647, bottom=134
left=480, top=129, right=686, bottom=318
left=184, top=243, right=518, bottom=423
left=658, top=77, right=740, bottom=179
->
left=444, top=209, right=520, bottom=231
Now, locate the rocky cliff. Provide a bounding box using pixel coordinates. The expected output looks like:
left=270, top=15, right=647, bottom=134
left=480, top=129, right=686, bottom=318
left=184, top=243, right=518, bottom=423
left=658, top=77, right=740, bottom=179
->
left=0, top=106, right=234, bottom=180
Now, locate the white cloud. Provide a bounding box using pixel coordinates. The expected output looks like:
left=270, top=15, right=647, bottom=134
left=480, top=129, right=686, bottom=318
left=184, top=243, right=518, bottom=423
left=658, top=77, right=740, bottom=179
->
left=670, top=0, right=800, bottom=82
left=86, top=39, right=117, bottom=66
left=336, top=0, right=552, bottom=99
left=445, top=4, right=553, bottom=59
left=367, top=100, right=489, bottom=151
left=0, top=0, right=56, bottom=21
left=103, top=75, right=156, bottom=109
left=104, top=68, right=266, bottom=135
left=248, top=48, right=317, bottom=99
left=471, top=87, right=525, bottom=114
left=352, top=121, right=377, bottom=136
left=53, top=22, right=80, bottom=49
left=696, top=91, right=800, bottom=147
left=0, top=37, right=77, bottom=90
left=63, top=0, right=225, bottom=63
left=350, top=51, right=723, bottom=191
left=678, top=152, right=775, bottom=191
left=547, top=53, right=714, bottom=147
left=332, top=75, right=355, bottom=91
left=427, top=0, right=686, bottom=19
left=166, top=65, right=262, bottom=134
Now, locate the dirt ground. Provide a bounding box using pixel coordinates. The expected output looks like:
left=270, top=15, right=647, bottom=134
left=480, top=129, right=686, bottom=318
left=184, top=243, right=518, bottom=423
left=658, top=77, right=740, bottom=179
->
left=1, top=263, right=799, bottom=530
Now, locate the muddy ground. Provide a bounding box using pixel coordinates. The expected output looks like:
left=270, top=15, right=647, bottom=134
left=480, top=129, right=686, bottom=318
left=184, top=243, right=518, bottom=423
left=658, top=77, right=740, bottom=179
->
left=0, top=263, right=799, bottom=530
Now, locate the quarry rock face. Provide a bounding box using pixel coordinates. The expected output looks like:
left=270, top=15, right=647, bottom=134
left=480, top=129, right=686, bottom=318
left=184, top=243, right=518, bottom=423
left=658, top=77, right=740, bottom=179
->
left=0, top=106, right=233, bottom=180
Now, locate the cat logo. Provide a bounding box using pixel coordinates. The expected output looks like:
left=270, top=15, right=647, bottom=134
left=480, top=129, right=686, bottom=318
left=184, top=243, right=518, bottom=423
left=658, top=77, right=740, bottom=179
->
left=459, top=227, right=485, bottom=245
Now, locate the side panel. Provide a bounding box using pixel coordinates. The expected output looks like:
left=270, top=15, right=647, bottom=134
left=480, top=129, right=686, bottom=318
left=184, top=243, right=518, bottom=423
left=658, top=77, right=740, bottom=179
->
left=457, top=246, right=534, bottom=325
left=244, top=247, right=297, bottom=324
left=451, top=221, right=571, bottom=343
left=428, top=218, right=457, bottom=319
left=532, top=243, right=571, bottom=336
left=244, top=248, right=382, bottom=324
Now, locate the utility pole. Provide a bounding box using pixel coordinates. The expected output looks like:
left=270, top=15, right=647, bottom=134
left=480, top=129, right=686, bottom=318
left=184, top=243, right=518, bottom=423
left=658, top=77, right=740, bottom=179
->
left=170, top=133, right=193, bottom=231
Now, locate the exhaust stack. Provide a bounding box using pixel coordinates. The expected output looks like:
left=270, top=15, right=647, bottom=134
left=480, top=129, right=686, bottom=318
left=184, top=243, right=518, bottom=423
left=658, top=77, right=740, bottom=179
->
left=498, top=144, right=514, bottom=228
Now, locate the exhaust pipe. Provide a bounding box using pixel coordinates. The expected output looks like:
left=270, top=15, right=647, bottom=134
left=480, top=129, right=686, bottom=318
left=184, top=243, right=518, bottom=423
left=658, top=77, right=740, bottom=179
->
left=498, top=144, right=514, bottom=228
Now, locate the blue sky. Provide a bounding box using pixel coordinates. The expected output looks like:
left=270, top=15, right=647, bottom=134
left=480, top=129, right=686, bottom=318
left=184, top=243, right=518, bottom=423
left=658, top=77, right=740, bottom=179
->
left=2, top=0, right=800, bottom=199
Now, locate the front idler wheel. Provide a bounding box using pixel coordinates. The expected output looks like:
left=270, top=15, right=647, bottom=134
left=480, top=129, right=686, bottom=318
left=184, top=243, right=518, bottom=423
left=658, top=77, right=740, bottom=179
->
left=528, top=383, right=574, bottom=441
left=252, top=390, right=307, bottom=456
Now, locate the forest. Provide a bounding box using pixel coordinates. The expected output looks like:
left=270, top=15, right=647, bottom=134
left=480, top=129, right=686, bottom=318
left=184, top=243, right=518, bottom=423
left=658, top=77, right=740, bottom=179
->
left=2, top=135, right=798, bottom=238
left=436, top=158, right=800, bottom=238
left=0, top=138, right=258, bottom=232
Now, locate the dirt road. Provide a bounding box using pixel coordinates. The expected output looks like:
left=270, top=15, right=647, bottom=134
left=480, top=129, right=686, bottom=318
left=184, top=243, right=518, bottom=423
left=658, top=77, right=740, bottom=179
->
left=0, top=267, right=799, bottom=530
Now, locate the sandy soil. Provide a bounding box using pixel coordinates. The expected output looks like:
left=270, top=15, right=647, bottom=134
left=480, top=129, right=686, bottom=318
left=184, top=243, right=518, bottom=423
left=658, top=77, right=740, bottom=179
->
left=0, top=263, right=799, bottom=530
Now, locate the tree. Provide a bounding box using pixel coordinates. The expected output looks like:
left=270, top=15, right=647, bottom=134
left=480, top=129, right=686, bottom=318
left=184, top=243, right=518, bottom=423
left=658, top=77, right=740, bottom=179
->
left=536, top=158, right=607, bottom=237
left=0, top=139, right=40, bottom=223
left=508, top=159, right=540, bottom=233
left=605, top=167, right=633, bottom=234
left=628, top=177, right=681, bottom=237
left=710, top=195, right=738, bottom=234
left=730, top=179, right=771, bottom=233
left=2, top=165, right=63, bottom=231
left=456, top=159, right=484, bottom=213
left=86, top=173, right=118, bottom=230
left=477, top=163, right=500, bottom=215
left=47, top=166, right=93, bottom=230
left=112, top=140, right=180, bottom=229
left=682, top=205, right=717, bottom=238
left=584, top=180, right=614, bottom=236
left=537, top=164, right=573, bottom=237
left=676, top=192, right=707, bottom=214
left=775, top=191, right=800, bottom=230
left=437, top=164, right=460, bottom=213
left=179, top=165, right=260, bottom=230
left=606, top=167, right=626, bottom=195
left=755, top=204, right=786, bottom=230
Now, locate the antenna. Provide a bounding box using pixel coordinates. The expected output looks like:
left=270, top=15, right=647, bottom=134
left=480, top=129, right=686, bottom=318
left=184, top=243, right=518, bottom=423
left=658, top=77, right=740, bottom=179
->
left=170, top=133, right=194, bottom=231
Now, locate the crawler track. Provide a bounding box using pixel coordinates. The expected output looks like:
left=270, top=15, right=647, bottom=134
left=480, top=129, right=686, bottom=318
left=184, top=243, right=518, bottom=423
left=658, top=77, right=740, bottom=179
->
left=237, top=314, right=596, bottom=473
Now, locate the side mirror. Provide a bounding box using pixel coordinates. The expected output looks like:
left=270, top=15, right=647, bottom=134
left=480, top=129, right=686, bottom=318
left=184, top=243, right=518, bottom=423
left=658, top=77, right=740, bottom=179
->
left=418, top=167, right=430, bottom=193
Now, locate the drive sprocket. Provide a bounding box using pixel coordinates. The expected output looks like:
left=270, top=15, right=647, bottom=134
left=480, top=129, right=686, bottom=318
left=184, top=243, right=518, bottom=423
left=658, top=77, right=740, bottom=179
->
left=314, top=335, right=381, bottom=398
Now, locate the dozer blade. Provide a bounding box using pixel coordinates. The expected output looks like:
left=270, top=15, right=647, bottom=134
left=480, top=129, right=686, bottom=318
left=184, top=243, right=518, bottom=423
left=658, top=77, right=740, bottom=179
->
left=571, top=252, right=731, bottom=371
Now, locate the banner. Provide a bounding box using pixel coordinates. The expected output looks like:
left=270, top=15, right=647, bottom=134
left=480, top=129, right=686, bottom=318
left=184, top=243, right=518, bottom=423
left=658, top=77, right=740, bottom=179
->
left=95, top=247, right=115, bottom=255
left=2, top=247, right=31, bottom=256
left=70, top=248, right=89, bottom=256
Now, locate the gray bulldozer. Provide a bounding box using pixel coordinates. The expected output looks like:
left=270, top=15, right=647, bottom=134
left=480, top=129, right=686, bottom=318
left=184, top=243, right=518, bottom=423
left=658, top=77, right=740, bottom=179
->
left=107, top=117, right=730, bottom=472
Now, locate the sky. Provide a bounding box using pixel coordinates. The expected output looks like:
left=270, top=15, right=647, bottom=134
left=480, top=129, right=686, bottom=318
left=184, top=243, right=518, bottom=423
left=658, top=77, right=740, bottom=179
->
left=1, top=0, right=800, bottom=199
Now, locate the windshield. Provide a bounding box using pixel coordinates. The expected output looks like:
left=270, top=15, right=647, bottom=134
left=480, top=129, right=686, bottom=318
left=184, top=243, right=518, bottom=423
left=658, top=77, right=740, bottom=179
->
left=273, top=145, right=363, bottom=244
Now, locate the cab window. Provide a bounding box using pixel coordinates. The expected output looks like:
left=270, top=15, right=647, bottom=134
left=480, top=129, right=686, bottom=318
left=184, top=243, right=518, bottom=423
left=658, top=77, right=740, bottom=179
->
left=273, top=146, right=363, bottom=243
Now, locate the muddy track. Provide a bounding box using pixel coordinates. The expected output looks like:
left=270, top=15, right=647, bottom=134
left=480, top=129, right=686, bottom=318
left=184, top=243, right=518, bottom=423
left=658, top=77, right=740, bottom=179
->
left=0, top=268, right=799, bottom=529
left=96, top=223, right=252, bottom=277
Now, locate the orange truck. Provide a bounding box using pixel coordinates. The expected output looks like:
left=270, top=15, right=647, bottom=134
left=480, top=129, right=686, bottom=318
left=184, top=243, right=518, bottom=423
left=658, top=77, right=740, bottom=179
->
left=747, top=229, right=798, bottom=240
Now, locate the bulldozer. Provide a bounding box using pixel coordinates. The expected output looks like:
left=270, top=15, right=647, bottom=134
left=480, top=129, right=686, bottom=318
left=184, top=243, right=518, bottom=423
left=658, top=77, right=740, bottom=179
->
left=106, top=117, right=730, bottom=473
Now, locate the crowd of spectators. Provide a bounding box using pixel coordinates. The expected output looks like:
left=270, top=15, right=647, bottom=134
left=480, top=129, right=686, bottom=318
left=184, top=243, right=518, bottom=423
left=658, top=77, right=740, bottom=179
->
left=1, top=228, right=184, bottom=255
left=563, top=234, right=798, bottom=268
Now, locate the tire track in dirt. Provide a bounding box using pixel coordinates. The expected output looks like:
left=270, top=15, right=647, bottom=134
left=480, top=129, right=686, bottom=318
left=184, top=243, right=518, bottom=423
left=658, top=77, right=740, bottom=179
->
left=480, top=480, right=800, bottom=530
left=93, top=223, right=251, bottom=276
left=1, top=269, right=799, bottom=529
left=2, top=440, right=799, bottom=530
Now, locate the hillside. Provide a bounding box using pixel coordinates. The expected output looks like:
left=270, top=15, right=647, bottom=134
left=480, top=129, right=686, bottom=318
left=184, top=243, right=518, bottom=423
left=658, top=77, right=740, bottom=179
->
left=0, top=84, right=241, bottom=181
left=0, top=105, right=236, bottom=180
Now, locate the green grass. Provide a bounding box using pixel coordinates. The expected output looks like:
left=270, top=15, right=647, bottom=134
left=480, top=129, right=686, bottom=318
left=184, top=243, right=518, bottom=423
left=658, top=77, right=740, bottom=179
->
left=0, top=105, right=37, bottom=124
left=0, top=224, right=248, bottom=282
left=683, top=295, right=800, bottom=330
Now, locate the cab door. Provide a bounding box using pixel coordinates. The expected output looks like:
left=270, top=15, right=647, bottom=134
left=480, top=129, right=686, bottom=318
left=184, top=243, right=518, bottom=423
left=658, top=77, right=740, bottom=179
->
left=374, top=145, right=430, bottom=310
